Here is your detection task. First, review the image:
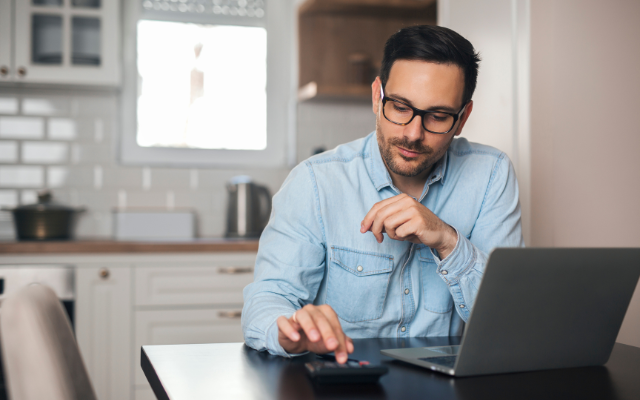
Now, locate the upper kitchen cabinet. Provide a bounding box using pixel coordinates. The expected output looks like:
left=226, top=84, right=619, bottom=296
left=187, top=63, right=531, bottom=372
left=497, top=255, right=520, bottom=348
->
left=1, top=0, right=120, bottom=86
left=298, top=0, right=436, bottom=101
left=0, top=0, right=12, bottom=80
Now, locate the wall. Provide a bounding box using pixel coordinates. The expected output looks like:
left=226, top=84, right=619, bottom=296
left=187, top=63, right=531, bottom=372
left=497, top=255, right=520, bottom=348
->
left=530, top=0, right=640, bottom=347
left=440, top=0, right=531, bottom=244
left=296, top=100, right=374, bottom=163
left=0, top=87, right=374, bottom=239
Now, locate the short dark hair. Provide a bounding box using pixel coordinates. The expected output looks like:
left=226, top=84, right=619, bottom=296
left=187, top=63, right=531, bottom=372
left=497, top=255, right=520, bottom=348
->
left=380, top=25, right=481, bottom=105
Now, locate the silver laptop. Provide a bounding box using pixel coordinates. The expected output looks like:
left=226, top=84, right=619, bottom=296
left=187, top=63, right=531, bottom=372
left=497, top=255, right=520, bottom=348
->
left=381, top=248, right=640, bottom=377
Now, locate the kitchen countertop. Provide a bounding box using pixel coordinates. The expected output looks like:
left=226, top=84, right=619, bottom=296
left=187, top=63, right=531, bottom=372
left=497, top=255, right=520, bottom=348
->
left=0, top=239, right=260, bottom=254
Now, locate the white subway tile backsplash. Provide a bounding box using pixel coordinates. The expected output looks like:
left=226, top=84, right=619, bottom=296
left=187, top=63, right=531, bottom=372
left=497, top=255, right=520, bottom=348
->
left=190, top=169, right=199, bottom=190
left=142, top=167, right=151, bottom=190
left=126, top=191, right=167, bottom=208
left=94, top=165, right=103, bottom=189
left=72, top=95, right=117, bottom=117
left=166, top=190, right=175, bottom=210
left=63, top=167, right=94, bottom=187
left=75, top=143, right=111, bottom=164
left=71, top=144, right=81, bottom=164
left=102, top=167, right=143, bottom=188
left=0, top=117, right=44, bottom=139
left=148, top=168, right=190, bottom=189
left=75, top=211, right=112, bottom=238
left=0, top=98, right=18, bottom=114
left=20, top=190, right=38, bottom=205
left=0, top=213, right=15, bottom=239
left=0, top=190, right=18, bottom=207
left=0, top=166, right=44, bottom=187
left=174, top=191, right=213, bottom=214
left=22, top=142, right=68, bottom=164
left=47, top=166, right=69, bottom=188
left=22, top=97, right=70, bottom=116
left=76, top=189, right=116, bottom=210
left=94, top=118, right=104, bottom=142
left=118, top=189, right=127, bottom=209
left=0, top=142, right=18, bottom=162
left=48, top=118, right=77, bottom=140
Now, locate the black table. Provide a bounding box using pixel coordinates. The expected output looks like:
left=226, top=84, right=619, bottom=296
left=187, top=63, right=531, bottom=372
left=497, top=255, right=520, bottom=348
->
left=141, top=337, right=640, bottom=400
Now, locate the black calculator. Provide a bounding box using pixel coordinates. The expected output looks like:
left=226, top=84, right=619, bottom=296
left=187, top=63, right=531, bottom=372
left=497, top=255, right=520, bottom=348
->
left=305, top=360, right=389, bottom=384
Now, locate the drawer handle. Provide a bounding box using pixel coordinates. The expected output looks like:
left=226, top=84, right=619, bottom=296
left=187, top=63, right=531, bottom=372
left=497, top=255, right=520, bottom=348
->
left=218, top=267, right=253, bottom=274
left=218, top=310, right=242, bottom=319
left=98, top=268, right=110, bottom=279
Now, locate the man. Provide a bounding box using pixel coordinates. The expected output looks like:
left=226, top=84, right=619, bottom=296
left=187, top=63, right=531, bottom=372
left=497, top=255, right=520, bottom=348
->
left=242, top=25, right=523, bottom=363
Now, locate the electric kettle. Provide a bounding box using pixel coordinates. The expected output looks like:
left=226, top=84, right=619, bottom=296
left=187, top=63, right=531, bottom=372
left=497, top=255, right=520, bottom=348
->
left=225, top=176, right=272, bottom=238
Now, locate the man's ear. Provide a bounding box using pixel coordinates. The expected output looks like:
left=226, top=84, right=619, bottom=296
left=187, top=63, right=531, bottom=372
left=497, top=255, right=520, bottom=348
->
left=454, top=100, right=474, bottom=137
left=372, top=77, right=382, bottom=115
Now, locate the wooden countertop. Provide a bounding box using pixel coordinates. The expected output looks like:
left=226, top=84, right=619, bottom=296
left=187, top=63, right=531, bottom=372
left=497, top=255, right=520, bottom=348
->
left=0, top=239, right=259, bottom=254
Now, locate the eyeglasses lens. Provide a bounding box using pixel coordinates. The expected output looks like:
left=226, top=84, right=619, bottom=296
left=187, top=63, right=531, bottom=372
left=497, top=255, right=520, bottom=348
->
left=383, top=100, right=454, bottom=134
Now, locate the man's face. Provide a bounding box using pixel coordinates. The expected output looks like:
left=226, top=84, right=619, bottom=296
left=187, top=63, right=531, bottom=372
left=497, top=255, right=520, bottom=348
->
left=372, top=60, right=472, bottom=178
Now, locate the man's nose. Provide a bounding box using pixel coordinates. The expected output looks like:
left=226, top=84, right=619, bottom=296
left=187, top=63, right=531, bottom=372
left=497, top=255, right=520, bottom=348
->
left=404, top=115, right=424, bottom=142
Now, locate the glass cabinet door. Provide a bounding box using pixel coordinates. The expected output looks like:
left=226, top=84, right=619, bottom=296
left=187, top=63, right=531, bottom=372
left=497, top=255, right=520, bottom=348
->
left=72, top=16, right=101, bottom=66
left=32, top=14, right=64, bottom=65
left=13, top=0, right=120, bottom=86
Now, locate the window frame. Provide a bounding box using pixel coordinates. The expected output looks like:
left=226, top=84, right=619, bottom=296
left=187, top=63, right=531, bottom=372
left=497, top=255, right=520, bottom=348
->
left=119, top=0, right=297, bottom=168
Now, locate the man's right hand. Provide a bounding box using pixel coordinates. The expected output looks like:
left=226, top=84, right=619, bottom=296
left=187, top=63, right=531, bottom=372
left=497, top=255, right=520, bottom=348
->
left=277, top=304, right=354, bottom=363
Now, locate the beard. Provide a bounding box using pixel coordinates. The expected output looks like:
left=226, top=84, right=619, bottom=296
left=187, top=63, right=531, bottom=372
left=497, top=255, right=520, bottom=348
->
left=375, top=119, right=453, bottom=178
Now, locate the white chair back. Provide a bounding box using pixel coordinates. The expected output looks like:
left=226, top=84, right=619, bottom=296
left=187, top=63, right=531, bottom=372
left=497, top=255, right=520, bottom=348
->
left=0, top=284, right=96, bottom=400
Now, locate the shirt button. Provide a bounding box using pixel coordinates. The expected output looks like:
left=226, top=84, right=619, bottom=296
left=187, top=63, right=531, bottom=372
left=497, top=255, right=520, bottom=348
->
left=357, top=265, right=363, bottom=272
left=441, top=270, right=448, bottom=275
left=401, top=326, right=406, bottom=332
left=459, top=304, right=466, bottom=308
left=404, top=288, right=410, bottom=295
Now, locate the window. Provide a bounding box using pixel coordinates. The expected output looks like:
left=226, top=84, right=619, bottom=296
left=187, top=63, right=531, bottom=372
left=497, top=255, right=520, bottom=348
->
left=120, top=0, right=296, bottom=167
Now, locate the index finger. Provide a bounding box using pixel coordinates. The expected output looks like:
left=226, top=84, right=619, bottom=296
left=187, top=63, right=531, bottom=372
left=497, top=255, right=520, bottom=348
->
left=318, top=306, right=352, bottom=362
left=361, top=194, right=409, bottom=233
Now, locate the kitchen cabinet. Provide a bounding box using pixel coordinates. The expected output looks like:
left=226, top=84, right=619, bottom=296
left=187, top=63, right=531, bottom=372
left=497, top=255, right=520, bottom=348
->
left=0, top=0, right=120, bottom=86
left=0, top=248, right=257, bottom=399
left=133, top=308, right=245, bottom=386
left=131, top=257, right=255, bottom=393
left=0, top=0, right=11, bottom=80
left=75, top=264, right=132, bottom=400
left=298, top=0, right=436, bottom=101
left=134, top=265, right=253, bottom=307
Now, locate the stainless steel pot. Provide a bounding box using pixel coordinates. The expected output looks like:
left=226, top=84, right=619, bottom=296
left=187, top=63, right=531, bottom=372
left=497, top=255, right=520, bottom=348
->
left=2, top=191, right=85, bottom=241
left=225, top=176, right=272, bottom=238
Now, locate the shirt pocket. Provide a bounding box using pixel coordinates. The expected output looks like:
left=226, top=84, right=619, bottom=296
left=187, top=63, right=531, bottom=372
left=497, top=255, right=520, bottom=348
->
left=419, top=248, right=453, bottom=314
left=326, top=246, right=394, bottom=323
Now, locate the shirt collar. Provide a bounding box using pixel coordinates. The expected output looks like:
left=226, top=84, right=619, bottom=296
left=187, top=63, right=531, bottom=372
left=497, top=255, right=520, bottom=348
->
left=367, top=132, right=394, bottom=191
left=367, top=132, right=448, bottom=192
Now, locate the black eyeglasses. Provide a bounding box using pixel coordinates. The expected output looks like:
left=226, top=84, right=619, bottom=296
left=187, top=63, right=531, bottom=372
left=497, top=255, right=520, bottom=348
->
left=380, top=87, right=467, bottom=134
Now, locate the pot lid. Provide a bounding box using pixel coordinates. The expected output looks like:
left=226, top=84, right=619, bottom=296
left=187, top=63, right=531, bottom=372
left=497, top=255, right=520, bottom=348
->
left=10, top=190, right=79, bottom=212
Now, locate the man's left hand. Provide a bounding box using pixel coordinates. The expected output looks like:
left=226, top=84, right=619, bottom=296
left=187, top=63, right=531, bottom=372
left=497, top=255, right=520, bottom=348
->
left=360, top=194, right=458, bottom=259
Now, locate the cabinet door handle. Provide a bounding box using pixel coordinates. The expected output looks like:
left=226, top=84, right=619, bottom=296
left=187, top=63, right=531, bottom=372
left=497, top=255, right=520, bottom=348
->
left=17, top=67, right=26, bottom=77
left=0, top=66, right=8, bottom=77
left=98, top=268, right=110, bottom=279
left=218, top=310, right=242, bottom=319
left=218, top=267, right=253, bottom=274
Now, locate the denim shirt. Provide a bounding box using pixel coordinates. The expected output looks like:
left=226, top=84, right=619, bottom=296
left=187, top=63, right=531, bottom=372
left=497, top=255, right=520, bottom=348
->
left=242, top=132, right=524, bottom=357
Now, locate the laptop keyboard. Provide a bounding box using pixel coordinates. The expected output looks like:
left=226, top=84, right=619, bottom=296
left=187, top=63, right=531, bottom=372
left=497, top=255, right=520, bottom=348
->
left=418, top=355, right=457, bottom=368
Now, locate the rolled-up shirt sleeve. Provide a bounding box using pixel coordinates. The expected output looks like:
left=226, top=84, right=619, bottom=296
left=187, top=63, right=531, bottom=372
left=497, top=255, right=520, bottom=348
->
left=242, top=162, right=327, bottom=357
left=431, top=153, right=524, bottom=321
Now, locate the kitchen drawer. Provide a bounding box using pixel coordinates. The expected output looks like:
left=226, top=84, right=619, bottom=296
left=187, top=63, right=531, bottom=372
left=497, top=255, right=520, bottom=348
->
left=135, top=262, right=255, bottom=307
left=134, top=308, right=244, bottom=385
